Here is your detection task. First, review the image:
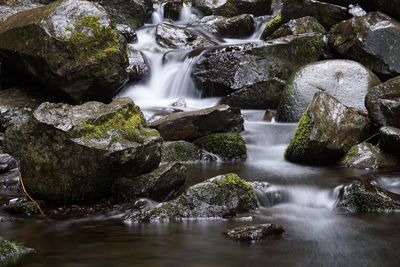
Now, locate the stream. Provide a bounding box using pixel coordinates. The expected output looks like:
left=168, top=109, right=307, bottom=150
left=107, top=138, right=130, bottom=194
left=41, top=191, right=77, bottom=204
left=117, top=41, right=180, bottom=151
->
left=1, top=3, right=400, bottom=267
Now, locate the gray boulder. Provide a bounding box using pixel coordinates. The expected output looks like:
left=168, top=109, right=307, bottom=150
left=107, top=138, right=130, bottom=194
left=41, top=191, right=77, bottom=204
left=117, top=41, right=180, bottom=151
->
left=161, top=141, right=202, bottom=163
left=224, top=224, right=285, bottom=241
left=266, top=16, right=326, bottom=40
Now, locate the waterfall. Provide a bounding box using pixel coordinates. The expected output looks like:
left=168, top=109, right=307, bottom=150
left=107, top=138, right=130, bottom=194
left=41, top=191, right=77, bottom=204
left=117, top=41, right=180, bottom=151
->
left=179, top=3, right=194, bottom=23
left=151, top=3, right=165, bottom=24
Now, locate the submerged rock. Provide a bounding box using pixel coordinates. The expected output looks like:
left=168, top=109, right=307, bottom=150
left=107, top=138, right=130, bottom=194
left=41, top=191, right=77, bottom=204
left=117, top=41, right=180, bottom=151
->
left=340, top=142, right=399, bottom=169
left=267, top=16, right=326, bottom=40
left=4, top=98, right=162, bottom=204
left=161, top=141, right=201, bottom=163
left=124, top=173, right=258, bottom=223
left=285, top=92, right=369, bottom=165
left=276, top=60, right=381, bottom=122
left=337, top=180, right=400, bottom=213
left=0, top=154, right=17, bottom=174
left=149, top=105, right=244, bottom=141
left=193, top=0, right=272, bottom=17
left=0, top=0, right=129, bottom=103
left=379, top=127, right=400, bottom=158
left=366, top=76, right=400, bottom=128
left=329, top=12, right=400, bottom=78
left=194, top=133, right=247, bottom=161
left=112, top=163, right=187, bottom=202
left=0, top=237, right=34, bottom=266
left=224, top=223, right=285, bottom=241
left=192, top=33, right=324, bottom=97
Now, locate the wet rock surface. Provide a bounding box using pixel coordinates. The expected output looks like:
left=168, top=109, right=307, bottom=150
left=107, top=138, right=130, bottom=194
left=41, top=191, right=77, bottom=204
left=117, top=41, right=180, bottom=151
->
left=161, top=141, right=201, bottom=163
left=0, top=154, right=17, bottom=174
left=127, top=47, right=151, bottom=82
left=193, top=0, right=272, bottom=17
left=266, top=16, right=326, bottom=40
left=276, top=60, right=381, bottom=122
left=379, top=127, right=400, bottom=158
left=224, top=223, right=285, bottom=241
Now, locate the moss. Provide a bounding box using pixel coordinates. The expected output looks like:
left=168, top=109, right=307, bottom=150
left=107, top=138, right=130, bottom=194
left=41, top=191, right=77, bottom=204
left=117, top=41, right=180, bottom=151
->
left=212, top=173, right=253, bottom=192
left=341, top=145, right=358, bottom=163
left=194, top=133, right=246, bottom=161
left=285, top=111, right=312, bottom=160
left=0, top=238, right=34, bottom=264
left=161, top=141, right=200, bottom=163
left=262, top=13, right=283, bottom=39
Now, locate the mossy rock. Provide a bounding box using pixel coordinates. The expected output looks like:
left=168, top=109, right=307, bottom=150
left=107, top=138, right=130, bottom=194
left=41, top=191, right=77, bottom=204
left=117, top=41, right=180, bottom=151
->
left=0, top=238, right=34, bottom=266
left=267, top=16, right=326, bottom=40
left=161, top=141, right=201, bottom=163
left=194, top=133, right=247, bottom=161
left=124, top=173, right=258, bottom=223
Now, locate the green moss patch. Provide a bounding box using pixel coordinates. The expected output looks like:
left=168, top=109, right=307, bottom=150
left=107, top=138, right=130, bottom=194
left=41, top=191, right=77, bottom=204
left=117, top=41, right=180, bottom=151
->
left=0, top=238, right=34, bottom=265
left=194, top=133, right=246, bottom=161
left=285, top=111, right=312, bottom=161
left=262, top=13, right=283, bottom=39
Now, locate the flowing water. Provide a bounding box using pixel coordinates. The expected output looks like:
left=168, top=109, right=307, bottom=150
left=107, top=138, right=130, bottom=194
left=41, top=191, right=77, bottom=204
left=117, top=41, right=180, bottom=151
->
left=1, top=5, right=400, bottom=267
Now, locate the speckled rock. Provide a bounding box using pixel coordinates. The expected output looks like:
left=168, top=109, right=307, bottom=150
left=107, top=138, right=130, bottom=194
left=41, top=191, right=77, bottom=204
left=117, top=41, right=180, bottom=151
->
left=224, top=223, right=285, bottom=241
left=266, top=16, right=326, bottom=40
left=161, top=141, right=201, bottom=163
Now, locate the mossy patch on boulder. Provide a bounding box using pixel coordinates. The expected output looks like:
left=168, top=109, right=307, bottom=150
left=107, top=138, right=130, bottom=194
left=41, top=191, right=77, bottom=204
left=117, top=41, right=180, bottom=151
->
left=161, top=141, right=201, bottom=163
left=0, top=238, right=34, bottom=266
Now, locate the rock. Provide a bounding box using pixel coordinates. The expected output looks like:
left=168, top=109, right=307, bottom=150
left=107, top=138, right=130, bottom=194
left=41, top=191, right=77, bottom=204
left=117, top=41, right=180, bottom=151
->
left=340, top=142, right=399, bottom=169
left=0, top=169, right=20, bottom=190
left=0, top=0, right=129, bottom=104
left=337, top=180, right=400, bottom=213
left=191, top=14, right=255, bottom=38
left=224, top=223, right=285, bottom=241
left=116, top=24, right=138, bottom=44
left=266, top=16, right=326, bottom=40
left=123, top=173, right=258, bottom=223
left=171, top=97, right=187, bottom=108
left=127, top=47, right=150, bottom=82
left=4, top=98, right=162, bottom=204
left=263, top=110, right=273, bottom=122
left=192, top=33, right=324, bottom=97
left=0, top=0, right=43, bottom=22
left=366, top=76, right=400, bottom=128
left=370, top=0, right=400, bottom=21
left=0, top=154, right=17, bottom=174
left=156, top=23, right=217, bottom=50
left=193, top=0, right=272, bottom=17
left=0, top=237, right=34, bottom=266
left=112, top=163, right=187, bottom=202
left=329, top=12, right=400, bottom=78
left=379, top=126, right=400, bottom=158
left=285, top=92, right=369, bottom=165
left=220, top=79, right=286, bottom=109
left=149, top=105, right=244, bottom=141
left=194, top=133, right=247, bottom=161
left=163, top=0, right=184, bottom=20
left=276, top=60, right=381, bottom=122
left=161, top=141, right=201, bottom=163
left=3, top=198, right=41, bottom=217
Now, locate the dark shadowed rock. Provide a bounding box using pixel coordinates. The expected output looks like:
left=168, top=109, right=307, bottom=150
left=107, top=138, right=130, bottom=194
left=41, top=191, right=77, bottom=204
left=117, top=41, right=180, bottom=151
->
left=340, top=142, right=399, bottom=169
left=267, top=16, right=326, bottom=40
left=379, top=126, right=400, bottom=158
left=4, top=98, right=162, bottom=204
left=0, top=237, right=35, bottom=266
left=0, top=154, right=17, bottom=174
left=370, top=0, right=400, bottom=21
left=0, top=0, right=129, bottom=103
left=329, top=12, right=400, bottom=78
left=123, top=173, right=258, bottom=223
left=366, top=76, right=400, bottom=128
left=276, top=60, right=381, bottom=122
left=149, top=105, right=244, bottom=141
left=161, top=141, right=201, bottom=163
left=193, top=0, right=272, bottom=17
left=192, top=33, right=324, bottom=97
left=285, top=92, right=369, bottom=165
left=337, top=180, right=400, bottom=213
left=224, top=223, right=285, bottom=241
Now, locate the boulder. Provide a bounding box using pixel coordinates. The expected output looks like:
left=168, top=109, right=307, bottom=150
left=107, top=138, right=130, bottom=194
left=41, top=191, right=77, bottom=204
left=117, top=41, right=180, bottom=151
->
left=329, top=12, right=400, bottom=78
left=340, top=142, right=399, bottom=169
left=0, top=0, right=43, bottom=22
left=0, top=153, right=17, bottom=174
left=193, top=0, right=272, bottom=17
left=370, top=0, right=400, bottom=21
left=366, top=76, right=400, bottom=128
left=127, top=47, right=150, bottom=82
left=194, top=133, right=247, bottom=161
left=149, top=105, right=244, bottom=141
left=0, top=0, right=129, bottom=104
left=285, top=92, right=369, bottom=165
left=161, top=141, right=202, bottom=163
left=337, top=180, right=400, bottom=213
left=276, top=60, right=381, bottom=122
left=224, top=224, right=285, bottom=241
left=116, top=24, right=138, bottom=44
left=192, top=33, right=324, bottom=97
left=3, top=198, right=41, bottom=217
left=112, top=163, right=187, bottom=202
left=123, top=173, right=258, bottom=223
left=156, top=23, right=217, bottom=50
left=191, top=14, right=255, bottom=38
left=379, top=126, right=400, bottom=158
left=4, top=98, right=162, bottom=204
left=266, top=16, right=326, bottom=40
left=0, top=237, right=34, bottom=266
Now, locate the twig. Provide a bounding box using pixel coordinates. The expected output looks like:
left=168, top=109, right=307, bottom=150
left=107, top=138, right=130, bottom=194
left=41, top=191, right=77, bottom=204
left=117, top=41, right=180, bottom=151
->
left=360, top=132, right=380, bottom=144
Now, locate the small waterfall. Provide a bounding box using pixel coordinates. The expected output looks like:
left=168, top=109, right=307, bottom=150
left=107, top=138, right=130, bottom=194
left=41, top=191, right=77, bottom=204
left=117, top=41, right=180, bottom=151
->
left=179, top=3, right=194, bottom=23
left=151, top=3, right=165, bottom=24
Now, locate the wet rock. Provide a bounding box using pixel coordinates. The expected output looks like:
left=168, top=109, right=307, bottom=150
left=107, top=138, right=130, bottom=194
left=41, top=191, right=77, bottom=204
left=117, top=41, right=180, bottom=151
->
left=0, top=154, right=17, bottom=174
left=193, top=0, right=272, bottom=17
left=340, top=142, right=399, bottom=169
left=366, top=76, right=400, bottom=128
left=124, top=173, right=258, bottom=223
left=224, top=223, right=285, bottom=241
left=156, top=23, right=217, bottom=50
left=0, top=0, right=129, bottom=104
left=379, top=126, right=400, bottom=158
left=149, top=105, right=244, bottom=141
left=116, top=24, right=138, bottom=44
left=337, top=180, right=400, bottom=213
left=0, top=169, right=20, bottom=190
left=0, top=0, right=43, bottom=22
left=161, top=141, right=201, bottom=163
left=0, top=237, right=34, bottom=266
left=112, top=163, right=187, bottom=202
left=194, top=133, right=247, bottom=161
left=267, top=16, right=326, bottom=40
left=4, top=98, right=162, bottom=204
left=171, top=97, right=187, bottom=108
left=370, top=0, right=400, bottom=21
left=263, top=110, right=274, bottom=122
left=285, top=92, right=369, bottom=165
left=163, top=0, right=184, bottom=20
left=3, top=198, right=40, bottom=217
left=276, top=60, right=381, bottom=122
left=329, top=12, right=400, bottom=78
left=191, top=14, right=255, bottom=38
left=127, top=47, right=151, bottom=82
left=192, top=33, right=324, bottom=97
left=220, top=79, right=286, bottom=109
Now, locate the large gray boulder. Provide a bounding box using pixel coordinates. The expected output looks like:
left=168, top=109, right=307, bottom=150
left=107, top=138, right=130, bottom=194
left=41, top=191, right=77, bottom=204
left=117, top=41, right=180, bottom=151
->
left=285, top=92, right=369, bottom=165
left=0, top=0, right=129, bottom=104
left=276, top=60, right=381, bottom=122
